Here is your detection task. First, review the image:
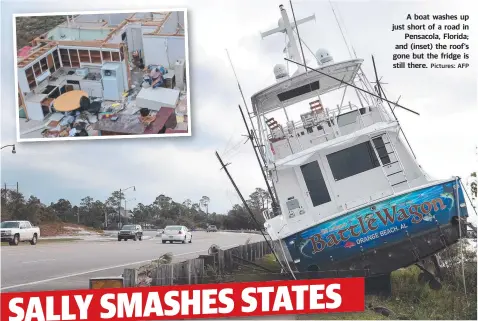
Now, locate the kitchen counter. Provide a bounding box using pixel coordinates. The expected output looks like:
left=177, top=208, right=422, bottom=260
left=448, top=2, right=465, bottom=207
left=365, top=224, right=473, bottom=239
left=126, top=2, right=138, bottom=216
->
left=34, top=68, right=93, bottom=95
left=25, top=92, right=48, bottom=103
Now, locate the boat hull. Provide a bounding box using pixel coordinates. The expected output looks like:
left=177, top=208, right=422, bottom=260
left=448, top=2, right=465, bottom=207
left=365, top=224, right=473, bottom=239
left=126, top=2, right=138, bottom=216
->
left=282, top=179, right=469, bottom=277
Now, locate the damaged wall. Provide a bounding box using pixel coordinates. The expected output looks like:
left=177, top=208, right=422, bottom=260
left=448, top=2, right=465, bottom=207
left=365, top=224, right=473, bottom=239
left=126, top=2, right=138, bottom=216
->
left=48, top=27, right=110, bottom=41
left=142, top=36, right=185, bottom=68
left=161, top=12, right=184, bottom=34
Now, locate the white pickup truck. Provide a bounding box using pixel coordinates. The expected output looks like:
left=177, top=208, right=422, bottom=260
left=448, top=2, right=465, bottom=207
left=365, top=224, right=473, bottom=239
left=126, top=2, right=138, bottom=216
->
left=0, top=220, right=40, bottom=246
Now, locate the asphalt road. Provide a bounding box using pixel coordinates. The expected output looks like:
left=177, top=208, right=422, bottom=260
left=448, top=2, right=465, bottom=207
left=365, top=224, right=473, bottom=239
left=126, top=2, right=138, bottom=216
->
left=1, top=231, right=263, bottom=293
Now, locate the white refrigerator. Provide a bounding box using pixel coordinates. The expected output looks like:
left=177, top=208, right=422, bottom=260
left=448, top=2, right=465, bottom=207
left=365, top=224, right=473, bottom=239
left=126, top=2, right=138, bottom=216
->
left=101, top=62, right=125, bottom=101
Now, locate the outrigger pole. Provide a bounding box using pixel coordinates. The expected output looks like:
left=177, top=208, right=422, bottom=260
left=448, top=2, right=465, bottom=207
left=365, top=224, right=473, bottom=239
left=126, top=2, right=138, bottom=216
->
left=226, top=49, right=281, bottom=215
left=225, top=49, right=266, bottom=163
left=238, top=104, right=280, bottom=214
left=284, top=58, right=420, bottom=116
left=371, top=55, right=417, bottom=159
left=214, top=151, right=293, bottom=279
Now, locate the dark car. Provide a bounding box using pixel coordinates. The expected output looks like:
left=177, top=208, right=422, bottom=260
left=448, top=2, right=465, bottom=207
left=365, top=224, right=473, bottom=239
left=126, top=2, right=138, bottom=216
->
left=207, top=225, right=218, bottom=232
left=118, top=225, right=143, bottom=241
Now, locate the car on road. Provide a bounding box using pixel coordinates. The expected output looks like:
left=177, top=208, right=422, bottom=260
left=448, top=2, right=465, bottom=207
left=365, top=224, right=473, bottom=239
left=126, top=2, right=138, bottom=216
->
left=0, top=220, right=40, bottom=246
left=117, top=225, right=143, bottom=241
left=161, top=225, right=192, bottom=244
left=207, top=225, right=218, bottom=232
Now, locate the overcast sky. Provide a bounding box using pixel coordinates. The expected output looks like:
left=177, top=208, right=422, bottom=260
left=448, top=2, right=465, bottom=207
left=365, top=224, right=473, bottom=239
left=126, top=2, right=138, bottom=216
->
left=1, top=0, right=477, bottom=214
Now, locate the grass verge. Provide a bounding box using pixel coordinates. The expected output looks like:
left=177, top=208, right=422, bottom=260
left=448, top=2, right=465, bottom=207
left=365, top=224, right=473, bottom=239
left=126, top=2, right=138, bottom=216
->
left=234, top=251, right=476, bottom=320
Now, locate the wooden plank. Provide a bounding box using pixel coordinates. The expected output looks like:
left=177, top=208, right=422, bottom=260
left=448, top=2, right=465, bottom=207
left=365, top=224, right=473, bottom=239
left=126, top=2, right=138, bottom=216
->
left=191, top=258, right=204, bottom=284
left=217, top=249, right=225, bottom=275
left=153, top=264, right=173, bottom=286
left=173, top=263, right=182, bottom=285
left=224, top=249, right=233, bottom=272
left=123, top=268, right=137, bottom=287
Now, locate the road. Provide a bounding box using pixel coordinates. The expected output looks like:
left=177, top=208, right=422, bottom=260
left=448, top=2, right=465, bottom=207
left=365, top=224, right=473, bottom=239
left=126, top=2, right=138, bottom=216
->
left=1, top=231, right=263, bottom=293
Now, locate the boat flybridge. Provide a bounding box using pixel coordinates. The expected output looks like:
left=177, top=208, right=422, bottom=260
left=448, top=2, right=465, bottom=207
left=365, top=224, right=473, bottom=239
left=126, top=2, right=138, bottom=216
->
left=246, top=4, right=470, bottom=284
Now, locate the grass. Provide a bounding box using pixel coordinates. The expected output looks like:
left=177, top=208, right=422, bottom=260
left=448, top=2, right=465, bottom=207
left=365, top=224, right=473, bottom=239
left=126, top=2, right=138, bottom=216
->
left=230, top=253, right=287, bottom=283
left=1, top=238, right=82, bottom=246
left=16, top=16, right=66, bottom=49
left=235, top=251, right=476, bottom=320
left=302, top=265, right=476, bottom=320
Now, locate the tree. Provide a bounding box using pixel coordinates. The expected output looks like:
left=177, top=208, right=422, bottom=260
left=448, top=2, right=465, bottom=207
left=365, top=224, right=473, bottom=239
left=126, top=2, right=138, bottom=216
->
left=182, top=199, right=192, bottom=209
left=49, top=199, right=73, bottom=222
left=200, top=196, right=210, bottom=216
left=467, top=171, right=477, bottom=211
left=0, top=186, right=270, bottom=231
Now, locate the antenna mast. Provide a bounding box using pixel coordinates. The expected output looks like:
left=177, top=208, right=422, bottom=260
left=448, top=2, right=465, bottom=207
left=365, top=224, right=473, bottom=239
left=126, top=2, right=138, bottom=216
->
left=261, top=5, right=315, bottom=74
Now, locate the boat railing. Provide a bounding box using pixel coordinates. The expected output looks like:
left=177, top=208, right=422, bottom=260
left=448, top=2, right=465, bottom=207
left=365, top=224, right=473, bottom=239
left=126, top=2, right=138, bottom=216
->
left=266, top=102, right=386, bottom=143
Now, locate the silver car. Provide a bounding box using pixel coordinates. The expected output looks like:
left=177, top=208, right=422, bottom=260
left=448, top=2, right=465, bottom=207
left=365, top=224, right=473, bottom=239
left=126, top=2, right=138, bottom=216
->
left=161, top=225, right=192, bottom=244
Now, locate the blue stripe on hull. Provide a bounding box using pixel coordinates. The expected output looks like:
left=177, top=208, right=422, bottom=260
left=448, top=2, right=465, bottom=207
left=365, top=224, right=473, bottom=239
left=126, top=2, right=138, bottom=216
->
left=285, top=180, right=468, bottom=272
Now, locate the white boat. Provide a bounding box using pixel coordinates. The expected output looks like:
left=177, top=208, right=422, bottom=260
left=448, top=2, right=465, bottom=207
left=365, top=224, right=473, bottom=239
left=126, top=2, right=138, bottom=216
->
left=233, top=4, right=471, bottom=285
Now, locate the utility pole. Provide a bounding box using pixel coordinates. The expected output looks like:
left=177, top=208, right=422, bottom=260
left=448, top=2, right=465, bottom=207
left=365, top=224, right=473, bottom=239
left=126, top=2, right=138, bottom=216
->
left=77, top=207, right=80, bottom=224
left=215, top=151, right=284, bottom=269
left=118, top=186, right=136, bottom=229
left=118, top=189, right=122, bottom=228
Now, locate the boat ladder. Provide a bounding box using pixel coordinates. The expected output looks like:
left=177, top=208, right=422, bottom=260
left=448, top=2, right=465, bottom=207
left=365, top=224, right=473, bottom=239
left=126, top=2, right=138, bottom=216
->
left=369, top=132, right=410, bottom=193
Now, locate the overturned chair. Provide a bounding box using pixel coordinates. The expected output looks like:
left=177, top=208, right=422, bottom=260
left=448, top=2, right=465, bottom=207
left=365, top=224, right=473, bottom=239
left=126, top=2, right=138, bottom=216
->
left=79, top=96, right=102, bottom=120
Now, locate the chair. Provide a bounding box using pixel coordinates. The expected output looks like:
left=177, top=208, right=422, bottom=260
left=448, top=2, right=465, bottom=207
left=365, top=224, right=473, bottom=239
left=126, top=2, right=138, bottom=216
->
left=79, top=96, right=102, bottom=121
left=79, top=96, right=90, bottom=112
left=88, top=101, right=102, bottom=120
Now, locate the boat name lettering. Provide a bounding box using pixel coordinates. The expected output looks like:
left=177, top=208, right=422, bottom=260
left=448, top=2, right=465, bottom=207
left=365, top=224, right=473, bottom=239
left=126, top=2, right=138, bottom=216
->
left=309, top=197, right=447, bottom=254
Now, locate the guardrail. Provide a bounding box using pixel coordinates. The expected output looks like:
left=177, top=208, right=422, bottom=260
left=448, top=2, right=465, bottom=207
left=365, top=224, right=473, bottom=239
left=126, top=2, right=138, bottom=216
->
left=220, top=229, right=263, bottom=234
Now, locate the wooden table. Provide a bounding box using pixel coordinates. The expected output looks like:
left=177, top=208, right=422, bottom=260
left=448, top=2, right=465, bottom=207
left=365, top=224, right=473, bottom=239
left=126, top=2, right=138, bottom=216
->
left=54, top=90, right=88, bottom=112
left=92, top=107, right=177, bottom=136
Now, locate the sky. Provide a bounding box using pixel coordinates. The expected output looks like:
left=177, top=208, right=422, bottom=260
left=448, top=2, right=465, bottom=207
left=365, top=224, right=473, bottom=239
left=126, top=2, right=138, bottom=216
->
left=1, top=0, right=477, bottom=215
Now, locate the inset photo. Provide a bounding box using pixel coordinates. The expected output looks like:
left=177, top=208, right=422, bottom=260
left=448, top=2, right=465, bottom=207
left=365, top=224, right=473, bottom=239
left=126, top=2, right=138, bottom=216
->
left=14, top=9, right=190, bottom=142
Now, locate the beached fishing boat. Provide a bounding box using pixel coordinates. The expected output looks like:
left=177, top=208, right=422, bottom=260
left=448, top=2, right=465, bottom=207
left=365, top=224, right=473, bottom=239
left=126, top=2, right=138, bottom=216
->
left=231, top=4, right=471, bottom=286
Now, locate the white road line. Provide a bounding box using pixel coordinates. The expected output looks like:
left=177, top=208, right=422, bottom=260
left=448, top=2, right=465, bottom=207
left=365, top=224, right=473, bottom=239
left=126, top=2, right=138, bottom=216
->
left=0, top=243, right=243, bottom=290
left=21, top=259, right=57, bottom=264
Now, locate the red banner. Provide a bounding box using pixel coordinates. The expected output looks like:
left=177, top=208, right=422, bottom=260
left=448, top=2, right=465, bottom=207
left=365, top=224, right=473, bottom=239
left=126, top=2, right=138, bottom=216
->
left=1, top=278, right=364, bottom=321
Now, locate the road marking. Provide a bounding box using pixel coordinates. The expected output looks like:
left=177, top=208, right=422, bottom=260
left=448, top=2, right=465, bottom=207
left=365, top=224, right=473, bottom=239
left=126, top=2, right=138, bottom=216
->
left=0, top=243, right=244, bottom=290
left=21, top=259, right=57, bottom=264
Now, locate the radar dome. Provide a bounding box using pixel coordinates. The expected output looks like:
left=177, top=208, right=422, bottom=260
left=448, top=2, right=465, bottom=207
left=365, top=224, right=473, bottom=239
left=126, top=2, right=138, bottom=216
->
left=316, top=48, right=334, bottom=65
left=278, top=18, right=285, bottom=31
left=273, top=64, right=289, bottom=81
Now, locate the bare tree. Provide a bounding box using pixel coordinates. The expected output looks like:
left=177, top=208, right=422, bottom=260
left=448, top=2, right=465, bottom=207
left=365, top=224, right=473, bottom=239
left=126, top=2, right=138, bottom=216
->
left=200, top=196, right=210, bottom=216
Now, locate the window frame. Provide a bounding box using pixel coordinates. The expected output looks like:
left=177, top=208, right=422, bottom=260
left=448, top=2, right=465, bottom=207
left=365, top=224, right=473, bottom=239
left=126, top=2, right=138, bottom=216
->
left=326, top=141, right=380, bottom=181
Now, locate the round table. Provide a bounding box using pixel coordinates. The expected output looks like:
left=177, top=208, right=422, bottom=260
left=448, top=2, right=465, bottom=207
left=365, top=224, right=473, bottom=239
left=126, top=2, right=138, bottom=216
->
left=53, top=90, right=89, bottom=112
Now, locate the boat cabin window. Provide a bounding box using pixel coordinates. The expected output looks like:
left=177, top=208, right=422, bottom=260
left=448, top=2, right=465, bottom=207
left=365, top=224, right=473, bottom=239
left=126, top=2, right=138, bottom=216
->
left=277, top=81, right=320, bottom=102
left=327, top=141, right=380, bottom=181
left=372, top=137, right=391, bottom=165
left=337, top=110, right=359, bottom=127
left=300, top=161, right=331, bottom=207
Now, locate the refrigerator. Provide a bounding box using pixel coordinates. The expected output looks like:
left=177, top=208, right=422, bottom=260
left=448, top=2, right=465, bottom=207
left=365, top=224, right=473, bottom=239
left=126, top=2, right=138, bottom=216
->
left=101, top=62, right=125, bottom=101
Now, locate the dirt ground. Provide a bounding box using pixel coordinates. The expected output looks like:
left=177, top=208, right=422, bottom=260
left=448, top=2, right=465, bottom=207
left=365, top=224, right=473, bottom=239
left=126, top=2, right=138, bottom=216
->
left=15, top=15, right=66, bottom=49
